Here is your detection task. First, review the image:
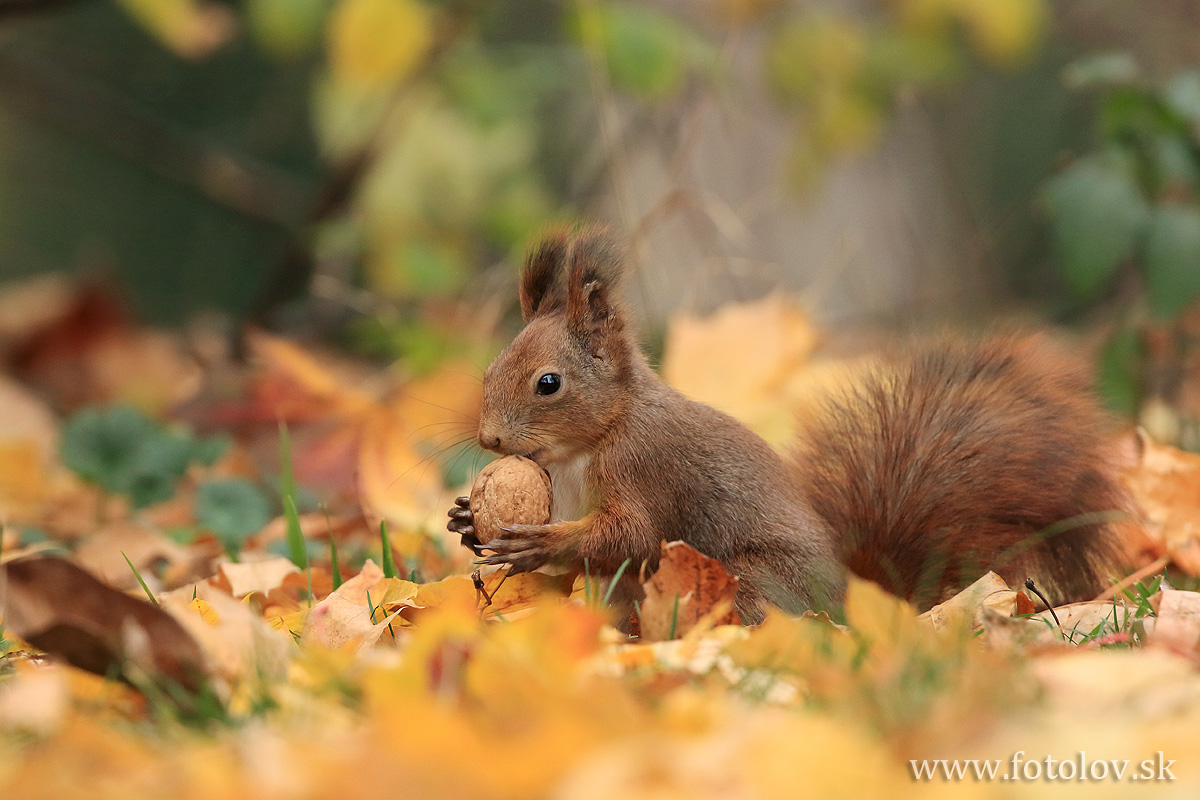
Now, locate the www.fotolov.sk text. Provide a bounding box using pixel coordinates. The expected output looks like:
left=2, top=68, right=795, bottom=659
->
left=911, top=752, right=1176, bottom=782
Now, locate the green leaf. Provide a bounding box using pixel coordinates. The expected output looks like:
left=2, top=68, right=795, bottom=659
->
left=246, top=0, right=327, bottom=61
left=59, top=406, right=156, bottom=493
left=1143, top=204, right=1200, bottom=319
left=1041, top=154, right=1150, bottom=298
left=1061, top=52, right=1139, bottom=90
left=60, top=406, right=195, bottom=508
left=578, top=4, right=701, bottom=98
left=1163, top=69, right=1200, bottom=127
left=190, top=435, right=231, bottom=468
left=1097, top=326, right=1142, bottom=416
left=195, top=479, right=272, bottom=554
left=126, top=433, right=193, bottom=509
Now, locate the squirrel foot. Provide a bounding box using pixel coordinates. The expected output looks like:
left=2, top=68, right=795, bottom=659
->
left=447, top=496, right=485, bottom=553
left=475, top=523, right=560, bottom=573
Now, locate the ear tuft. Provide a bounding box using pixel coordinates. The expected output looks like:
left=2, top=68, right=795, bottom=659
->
left=520, top=231, right=570, bottom=322
left=566, top=228, right=625, bottom=345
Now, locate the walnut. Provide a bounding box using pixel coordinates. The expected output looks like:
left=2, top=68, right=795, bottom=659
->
left=469, top=456, right=553, bottom=543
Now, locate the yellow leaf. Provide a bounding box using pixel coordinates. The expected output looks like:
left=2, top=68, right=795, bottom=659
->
left=843, top=576, right=922, bottom=647
left=662, top=295, right=819, bottom=446
left=952, top=0, right=1044, bottom=67
left=357, top=405, right=444, bottom=529
left=116, top=0, right=235, bottom=58
left=330, top=0, right=434, bottom=88
left=188, top=597, right=220, bottom=626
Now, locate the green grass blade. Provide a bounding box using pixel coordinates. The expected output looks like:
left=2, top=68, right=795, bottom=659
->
left=329, top=537, right=343, bottom=590
left=284, top=495, right=307, bottom=571
left=602, top=559, right=632, bottom=606
left=379, top=520, right=397, bottom=579
left=122, top=551, right=159, bottom=606
left=278, top=421, right=296, bottom=509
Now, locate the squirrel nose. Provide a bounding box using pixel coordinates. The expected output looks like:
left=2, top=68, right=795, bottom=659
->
left=477, top=427, right=503, bottom=452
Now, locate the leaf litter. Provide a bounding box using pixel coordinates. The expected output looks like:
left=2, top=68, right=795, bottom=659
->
left=0, top=285, right=1199, bottom=796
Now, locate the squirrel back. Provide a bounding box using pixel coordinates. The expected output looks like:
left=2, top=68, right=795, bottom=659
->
left=792, top=334, right=1127, bottom=608
left=463, top=229, right=1127, bottom=621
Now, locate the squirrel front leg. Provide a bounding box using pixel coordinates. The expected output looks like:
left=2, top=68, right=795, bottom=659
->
left=476, top=501, right=657, bottom=577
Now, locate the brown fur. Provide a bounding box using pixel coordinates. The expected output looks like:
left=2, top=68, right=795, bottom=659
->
left=469, top=230, right=1127, bottom=622
left=793, top=334, right=1127, bottom=608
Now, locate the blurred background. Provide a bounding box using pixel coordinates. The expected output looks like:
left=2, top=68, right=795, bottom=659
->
left=0, top=0, right=1199, bottom=437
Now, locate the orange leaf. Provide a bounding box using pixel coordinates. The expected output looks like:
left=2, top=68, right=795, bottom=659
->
left=640, top=541, right=740, bottom=641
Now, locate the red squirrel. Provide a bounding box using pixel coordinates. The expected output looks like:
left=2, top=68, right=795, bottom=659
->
left=447, top=229, right=1127, bottom=623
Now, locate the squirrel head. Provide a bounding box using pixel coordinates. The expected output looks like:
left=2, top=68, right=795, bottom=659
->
left=477, top=228, right=634, bottom=465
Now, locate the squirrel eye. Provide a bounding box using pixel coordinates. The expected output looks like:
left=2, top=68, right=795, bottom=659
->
left=536, top=373, right=562, bottom=396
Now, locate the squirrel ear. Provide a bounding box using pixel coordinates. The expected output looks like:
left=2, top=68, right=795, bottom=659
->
left=520, top=232, right=570, bottom=322
left=566, top=230, right=625, bottom=349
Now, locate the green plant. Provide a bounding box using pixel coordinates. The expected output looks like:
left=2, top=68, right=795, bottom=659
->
left=59, top=406, right=229, bottom=515
left=1042, top=55, right=1200, bottom=316
left=194, top=479, right=273, bottom=562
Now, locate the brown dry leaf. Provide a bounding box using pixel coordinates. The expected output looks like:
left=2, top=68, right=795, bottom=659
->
left=216, top=556, right=300, bottom=598
left=474, top=569, right=575, bottom=619
left=0, top=556, right=208, bottom=691
left=72, top=521, right=192, bottom=591
left=247, top=330, right=376, bottom=424
left=85, top=330, right=202, bottom=414
left=0, top=375, right=59, bottom=518
left=332, top=558, right=386, bottom=604
left=640, top=541, right=739, bottom=642
left=1149, top=589, right=1200, bottom=653
left=302, top=593, right=399, bottom=653
left=160, top=585, right=291, bottom=694
left=299, top=560, right=415, bottom=651
left=1028, top=600, right=1134, bottom=643
left=0, top=662, right=69, bottom=736
left=662, top=295, right=819, bottom=446
left=1119, top=432, right=1200, bottom=574
left=920, top=571, right=1015, bottom=631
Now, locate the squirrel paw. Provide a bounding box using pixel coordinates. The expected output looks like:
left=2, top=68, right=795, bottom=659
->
left=447, top=496, right=484, bottom=554
left=475, top=523, right=556, bottom=573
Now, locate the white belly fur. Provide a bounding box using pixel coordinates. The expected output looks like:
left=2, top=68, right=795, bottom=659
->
left=547, top=454, right=590, bottom=522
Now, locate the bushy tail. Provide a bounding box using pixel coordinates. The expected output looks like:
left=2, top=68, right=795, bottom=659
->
left=792, top=333, right=1128, bottom=609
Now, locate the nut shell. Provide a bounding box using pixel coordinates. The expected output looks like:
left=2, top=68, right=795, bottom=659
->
left=469, top=456, right=553, bottom=544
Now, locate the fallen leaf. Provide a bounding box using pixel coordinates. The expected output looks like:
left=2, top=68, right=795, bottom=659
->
left=640, top=541, right=739, bottom=641
left=0, top=661, right=68, bottom=735
left=1149, top=588, right=1200, bottom=653
left=0, top=556, right=208, bottom=691
left=72, top=521, right=193, bottom=591
left=1119, top=431, right=1200, bottom=574
left=302, top=592, right=399, bottom=652
left=217, top=556, right=301, bottom=598
left=920, top=571, right=1015, bottom=631
left=160, top=584, right=291, bottom=694
left=662, top=295, right=819, bottom=445
left=0, top=376, right=59, bottom=517
left=357, top=404, right=444, bottom=530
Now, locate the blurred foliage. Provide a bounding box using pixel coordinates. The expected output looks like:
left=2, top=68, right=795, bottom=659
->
left=763, top=0, right=1046, bottom=178
left=59, top=405, right=228, bottom=510
left=1039, top=54, right=1200, bottom=421
left=0, top=0, right=1058, bottom=359
left=1042, top=54, right=1200, bottom=318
